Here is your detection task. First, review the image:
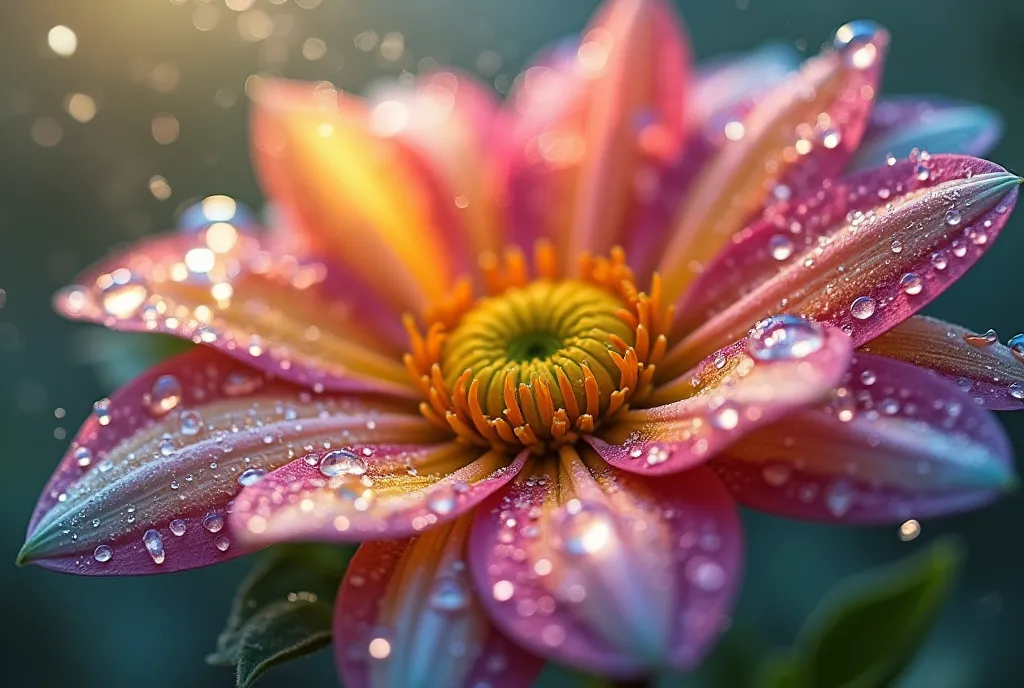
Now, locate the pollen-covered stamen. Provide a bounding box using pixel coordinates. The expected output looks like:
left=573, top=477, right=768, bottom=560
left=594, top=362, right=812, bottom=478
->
left=404, top=244, right=673, bottom=451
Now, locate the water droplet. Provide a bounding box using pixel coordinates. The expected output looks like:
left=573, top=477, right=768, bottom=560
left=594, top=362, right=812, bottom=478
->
left=860, top=369, right=877, bottom=385
left=898, top=519, right=920, bottom=541
left=890, top=239, right=902, bottom=254
left=712, top=405, right=740, bottom=430
left=428, top=573, right=470, bottom=613
left=319, top=450, right=367, bottom=478
left=685, top=555, right=726, bottom=592
left=237, top=468, right=267, bottom=486
left=148, top=375, right=182, bottom=416
left=215, top=536, right=231, bottom=551
left=915, top=164, right=929, bottom=181
left=158, top=436, right=175, bottom=457
left=956, top=377, right=973, bottom=392
left=945, top=209, right=962, bottom=226
left=169, top=519, right=187, bottom=536
left=73, top=446, right=93, bottom=468
left=427, top=486, right=458, bottom=515
left=964, top=329, right=998, bottom=347
left=951, top=240, right=967, bottom=258
left=203, top=513, right=224, bottom=532
left=747, top=315, right=825, bottom=362
left=1009, top=382, right=1024, bottom=400
left=885, top=152, right=897, bottom=166
left=931, top=251, right=948, bottom=270
left=97, top=274, right=148, bottom=319
left=833, top=20, right=885, bottom=69
left=180, top=410, right=204, bottom=435
left=768, top=234, right=794, bottom=261
left=900, top=273, right=923, bottom=295
left=554, top=502, right=615, bottom=556
left=93, top=400, right=112, bottom=426
left=850, top=296, right=876, bottom=320
left=93, top=544, right=113, bottom=562
left=143, top=529, right=165, bottom=564
left=1009, top=334, right=1024, bottom=363
left=762, top=463, right=792, bottom=486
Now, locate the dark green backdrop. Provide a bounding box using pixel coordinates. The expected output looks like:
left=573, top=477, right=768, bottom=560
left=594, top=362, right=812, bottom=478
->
left=2, top=1, right=1023, bottom=686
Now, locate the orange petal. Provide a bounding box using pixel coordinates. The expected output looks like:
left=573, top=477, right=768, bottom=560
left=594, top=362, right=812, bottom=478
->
left=55, top=232, right=416, bottom=396
left=503, top=0, right=690, bottom=268
left=860, top=316, right=1024, bottom=410
left=656, top=21, right=888, bottom=303
left=252, top=80, right=469, bottom=312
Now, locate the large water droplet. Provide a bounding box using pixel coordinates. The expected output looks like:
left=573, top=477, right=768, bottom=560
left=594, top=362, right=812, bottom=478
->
left=426, top=485, right=458, bottom=516
left=93, top=544, right=113, bottom=562
left=1009, top=334, right=1024, bottom=363
left=899, top=519, right=921, bottom=541
left=931, top=251, right=948, bottom=270
left=215, top=536, right=231, bottom=551
left=769, top=234, right=794, bottom=261
left=1009, top=382, right=1024, bottom=400
left=180, top=409, right=204, bottom=435
left=747, top=315, right=825, bottom=361
left=899, top=273, right=923, bottom=295
left=148, top=375, right=183, bottom=416
left=96, top=274, right=148, bottom=319
left=143, top=529, right=165, bottom=565
left=73, top=446, right=93, bottom=468
left=238, top=468, right=267, bottom=486
left=554, top=502, right=616, bottom=556
left=833, top=20, right=886, bottom=70
left=850, top=296, right=876, bottom=320
left=319, top=449, right=367, bottom=478
left=945, top=209, right=962, bottom=226
left=169, top=519, right=187, bottom=536
left=203, top=513, right=225, bottom=533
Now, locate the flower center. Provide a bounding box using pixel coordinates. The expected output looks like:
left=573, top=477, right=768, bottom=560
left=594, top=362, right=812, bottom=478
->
left=404, top=244, right=673, bottom=452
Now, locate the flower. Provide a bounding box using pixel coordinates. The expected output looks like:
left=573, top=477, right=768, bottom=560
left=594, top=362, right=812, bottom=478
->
left=19, top=0, right=1022, bottom=684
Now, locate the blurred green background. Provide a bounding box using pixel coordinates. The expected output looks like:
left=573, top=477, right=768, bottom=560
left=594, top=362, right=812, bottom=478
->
left=2, top=0, right=1023, bottom=686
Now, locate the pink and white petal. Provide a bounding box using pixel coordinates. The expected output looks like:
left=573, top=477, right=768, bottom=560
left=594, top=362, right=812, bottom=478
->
left=668, top=155, right=1021, bottom=371
left=19, top=348, right=436, bottom=576
left=367, top=70, right=506, bottom=261
left=252, top=80, right=470, bottom=313
left=656, top=21, right=888, bottom=304
left=849, top=97, right=1003, bottom=172
left=335, top=520, right=543, bottom=688
left=860, top=316, right=1024, bottom=410
left=469, top=449, right=742, bottom=678
left=711, top=353, right=1016, bottom=524
left=502, top=0, right=690, bottom=268
left=592, top=317, right=852, bottom=475
left=231, top=445, right=527, bottom=544
left=55, top=232, right=415, bottom=397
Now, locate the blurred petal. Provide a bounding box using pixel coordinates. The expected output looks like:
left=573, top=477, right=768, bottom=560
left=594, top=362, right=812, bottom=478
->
left=668, top=155, right=1021, bottom=370
left=55, top=232, right=415, bottom=397
left=367, top=71, right=505, bottom=260
left=19, top=348, right=434, bottom=575
left=850, top=97, right=1003, bottom=172
left=591, top=317, right=852, bottom=475
left=712, top=354, right=1016, bottom=523
left=657, top=21, right=888, bottom=303
left=503, top=0, right=690, bottom=267
left=691, top=43, right=801, bottom=125
left=335, top=519, right=543, bottom=688
left=232, top=445, right=527, bottom=544
left=469, top=449, right=742, bottom=678
left=252, top=80, right=469, bottom=312
left=861, top=316, right=1024, bottom=410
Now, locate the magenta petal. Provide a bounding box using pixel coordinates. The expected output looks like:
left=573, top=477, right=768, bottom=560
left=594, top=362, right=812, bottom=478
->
left=231, top=447, right=527, bottom=545
left=334, top=522, right=543, bottom=688
left=54, top=232, right=415, bottom=396
left=671, top=154, right=1021, bottom=366
left=712, top=353, right=1016, bottom=524
left=19, top=348, right=433, bottom=575
left=469, top=460, right=742, bottom=678
left=594, top=318, right=851, bottom=475
left=850, top=97, right=1003, bottom=172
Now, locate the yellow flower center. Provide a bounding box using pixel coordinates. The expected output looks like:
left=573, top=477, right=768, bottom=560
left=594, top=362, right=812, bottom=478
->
left=404, top=243, right=673, bottom=452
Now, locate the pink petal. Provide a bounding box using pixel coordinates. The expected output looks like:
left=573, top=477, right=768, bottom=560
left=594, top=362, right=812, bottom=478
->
left=656, top=21, right=888, bottom=304
left=850, top=97, right=1003, bottom=171
left=252, top=79, right=470, bottom=312
left=367, top=70, right=506, bottom=261
left=335, top=519, right=544, bottom=688
left=231, top=446, right=528, bottom=545
left=592, top=317, right=852, bottom=475
left=668, top=154, right=1021, bottom=370
left=691, top=43, right=800, bottom=125
left=501, top=0, right=690, bottom=267
left=860, top=316, right=1024, bottom=410
left=469, top=452, right=742, bottom=678
left=19, top=348, right=437, bottom=575
left=54, top=232, right=416, bottom=397
left=712, top=353, right=1016, bottom=524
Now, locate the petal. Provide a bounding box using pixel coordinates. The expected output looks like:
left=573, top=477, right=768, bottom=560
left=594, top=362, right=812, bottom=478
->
left=691, top=43, right=801, bottom=125
left=19, top=348, right=436, bottom=575
left=231, top=445, right=527, bottom=544
left=668, top=155, right=1021, bottom=371
left=367, top=71, right=505, bottom=260
left=251, top=80, right=469, bottom=312
left=860, top=316, right=1024, bottom=410
left=334, top=519, right=543, bottom=688
left=502, top=0, right=690, bottom=266
left=590, top=318, right=852, bottom=475
left=849, top=97, right=1003, bottom=172
left=469, top=449, right=742, bottom=678
left=712, top=353, right=1016, bottom=523
left=55, top=232, right=416, bottom=396
left=656, top=21, right=889, bottom=303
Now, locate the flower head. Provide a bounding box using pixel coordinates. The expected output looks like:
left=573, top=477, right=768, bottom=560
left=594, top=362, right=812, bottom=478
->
left=21, top=0, right=1022, bottom=684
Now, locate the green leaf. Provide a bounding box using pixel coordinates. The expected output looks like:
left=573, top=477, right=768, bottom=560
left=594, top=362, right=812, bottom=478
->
left=759, top=537, right=964, bottom=688
left=207, top=543, right=355, bottom=687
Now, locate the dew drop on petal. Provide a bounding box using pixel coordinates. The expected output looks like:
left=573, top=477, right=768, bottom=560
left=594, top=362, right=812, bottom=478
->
left=554, top=502, right=615, bottom=556
left=899, top=519, right=921, bottom=541
left=143, top=529, right=165, bottom=564
left=203, top=513, right=225, bottom=532
left=215, top=536, right=231, bottom=551
left=73, top=446, right=93, bottom=468
left=169, top=519, right=187, bottom=536
left=180, top=409, right=204, bottom=435
left=860, top=369, right=877, bottom=385
left=237, top=468, right=267, bottom=486
left=97, top=275, right=148, bottom=319
left=768, top=234, right=794, bottom=261
left=1009, top=382, right=1024, bottom=400
left=945, top=209, right=962, bottom=226
left=1009, top=334, right=1024, bottom=363
left=319, top=449, right=367, bottom=477
left=93, top=544, right=113, bottom=562
left=900, top=273, right=923, bottom=295
left=426, top=486, right=458, bottom=516
left=148, top=375, right=183, bottom=415
left=850, top=296, right=876, bottom=320
left=747, top=315, right=825, bottom=361
left=931, top=251, right=948, bottom=270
